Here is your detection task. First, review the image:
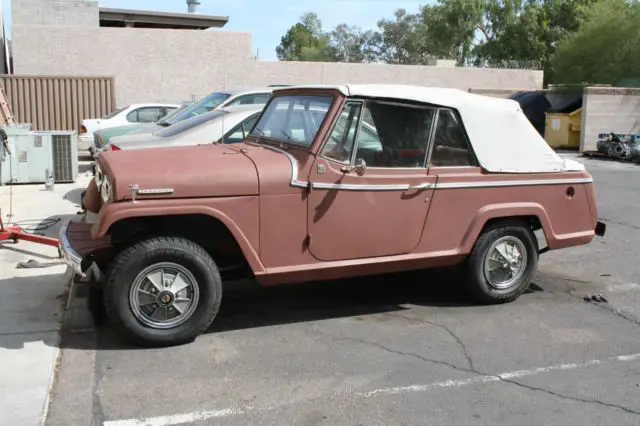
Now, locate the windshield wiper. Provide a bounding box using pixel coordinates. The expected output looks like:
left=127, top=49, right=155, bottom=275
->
left=279, top=129, right=292, bottom=140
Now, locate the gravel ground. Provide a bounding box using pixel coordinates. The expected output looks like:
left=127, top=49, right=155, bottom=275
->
left=46, top=155, right=640, bottom=426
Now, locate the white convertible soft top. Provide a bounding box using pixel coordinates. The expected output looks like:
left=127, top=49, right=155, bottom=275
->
left=277, top=84, right=584, bottom=174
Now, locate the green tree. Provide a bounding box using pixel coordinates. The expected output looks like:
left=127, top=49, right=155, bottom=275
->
left=275, top=13, right=336, bottom=61
left=371, top=9, right=431, bottom=64
left=330, top=24, right=378, bottom=63
left=420, top=0, right=484, bottom=65
left=551, top=0, right=640, bottom=84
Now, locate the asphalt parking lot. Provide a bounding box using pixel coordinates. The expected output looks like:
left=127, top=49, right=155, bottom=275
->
left=46, top=155, right=640, bottom=426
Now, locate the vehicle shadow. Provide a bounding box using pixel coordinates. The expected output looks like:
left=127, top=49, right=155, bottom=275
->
left=62, top=266, right=545, bottom=351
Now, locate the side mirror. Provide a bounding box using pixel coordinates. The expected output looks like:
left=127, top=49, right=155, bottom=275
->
left=340, top=157, right=366, bottom=176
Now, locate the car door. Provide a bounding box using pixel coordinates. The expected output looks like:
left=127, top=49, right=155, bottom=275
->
left=307, top=99, right=438, bottom=261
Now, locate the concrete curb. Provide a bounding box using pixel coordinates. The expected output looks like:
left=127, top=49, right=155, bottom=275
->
left=40, top=266, right=83, bottom=426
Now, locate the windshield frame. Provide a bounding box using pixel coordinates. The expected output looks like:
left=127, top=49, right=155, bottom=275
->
left=249, top=93, right=336, bottom=150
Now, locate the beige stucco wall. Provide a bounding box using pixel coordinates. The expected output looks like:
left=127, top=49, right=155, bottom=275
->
left=11, top=23, right=543, bottom=106
left=12, top=0, right=99, bottom=27
left=580, top=87, right=640, bottom=152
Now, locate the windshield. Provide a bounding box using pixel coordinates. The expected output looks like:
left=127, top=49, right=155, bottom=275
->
left=154, top=110, right=229, bottom=138
left=161, top=92, right=231, bottom=125
left=103, top=106, right=128, bottom=119
left=250, top=94, right=334, bottom=147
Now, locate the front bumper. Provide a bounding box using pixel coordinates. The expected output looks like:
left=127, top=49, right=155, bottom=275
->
left=58, top=219, right=108, bottom=284
left=58, top=219, right=84, bottom=276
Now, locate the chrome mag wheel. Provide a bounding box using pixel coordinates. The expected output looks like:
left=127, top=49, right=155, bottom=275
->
left=129, top=262, right=200, bottom=329
left=483, top=236, right=528, bottom=290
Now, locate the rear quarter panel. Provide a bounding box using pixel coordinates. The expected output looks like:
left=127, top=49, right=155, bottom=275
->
left=418, top=167, right=596, bottom=256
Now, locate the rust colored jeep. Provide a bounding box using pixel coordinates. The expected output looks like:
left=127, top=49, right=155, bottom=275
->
left=60, top=84, right=606, bottom=346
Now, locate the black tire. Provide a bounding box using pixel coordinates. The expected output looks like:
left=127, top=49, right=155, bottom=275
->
left=103, top=236, right=222, bottom=347
left=464, top=220, right=538, bottom=304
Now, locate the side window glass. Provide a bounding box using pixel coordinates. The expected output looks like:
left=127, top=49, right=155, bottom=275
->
left=137, top=107, right=162, bottom=123
left=126, top=109, right=138, bottom=122
left=241, top=114, right=260, bottom=135
left=228, top=93, right=270, bottom=106
left=222, top=122, right=246, bottom=143
left=354, top=101, right=435, bottom=168
left=429, top=109, right=475, bottom=167
left=159, top=107, right=176, bottom=119
left=253, top=94, right=271, bottom=104
left=321, top=102, right=362, bottom=163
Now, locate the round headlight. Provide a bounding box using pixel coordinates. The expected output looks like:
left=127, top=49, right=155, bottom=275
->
left=101, top=174, right=112, bottom=203
left=95, top=164, right=104, bottom=188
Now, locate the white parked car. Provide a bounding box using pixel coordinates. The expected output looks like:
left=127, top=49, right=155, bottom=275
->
left=104, top=104, right=264, bottom=151
left=79, top=103, right=182, bottom=150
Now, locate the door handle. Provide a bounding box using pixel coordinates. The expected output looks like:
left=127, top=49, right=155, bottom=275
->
left=408, top=182, right=434, bottom=190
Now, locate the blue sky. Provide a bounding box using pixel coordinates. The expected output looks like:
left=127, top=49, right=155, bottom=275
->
left=2, top=0, right=429, bottom=60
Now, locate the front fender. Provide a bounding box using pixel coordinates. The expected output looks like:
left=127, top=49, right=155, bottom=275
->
left=92, top=200, right=265, bottom=274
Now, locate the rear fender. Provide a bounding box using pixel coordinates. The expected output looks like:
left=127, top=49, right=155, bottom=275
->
left=459, top=202, right=553, bottom=253
left=93, top=203, right=265, bottom=274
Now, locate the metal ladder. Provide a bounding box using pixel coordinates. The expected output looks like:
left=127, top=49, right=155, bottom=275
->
left=0, top=82, right=14, bottom=126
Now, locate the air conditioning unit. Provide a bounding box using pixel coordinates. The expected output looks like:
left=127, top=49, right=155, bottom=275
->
left=40, top=131, right=79, bottom=183
left=0, top=129, right=78, bottom=185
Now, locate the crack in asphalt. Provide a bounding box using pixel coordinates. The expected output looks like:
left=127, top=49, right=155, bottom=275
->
left=332, top=333, right=477, bottom=376
left=324, top=318, right=640, bottom=417
left=387, top=312, right=476, bottom=371
left=494, top=375, right=640, bottom=416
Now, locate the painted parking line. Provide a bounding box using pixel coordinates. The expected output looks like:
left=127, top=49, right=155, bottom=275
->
left=103, top=352, right=640, bottom=426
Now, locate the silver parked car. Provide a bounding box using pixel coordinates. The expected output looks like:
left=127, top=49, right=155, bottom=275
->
left=104, top=104, right=264, bottom=151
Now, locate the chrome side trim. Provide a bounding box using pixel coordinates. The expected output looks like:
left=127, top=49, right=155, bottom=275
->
left=245, top=141, right=593, bottom=191
left=312, top=182, right=412, bottom=191
left=246, top=142, right=308, bottom=188
left=435, top=177, right=594, bottom=189
left=58, top=219, right=84, bottom=276
left=311, top=177, right=593, bottom=191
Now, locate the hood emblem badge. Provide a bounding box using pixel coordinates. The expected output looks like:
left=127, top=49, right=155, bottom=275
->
left=129, top=184, right=139, bottom=203
left=129, top=184, right=174, bottom=203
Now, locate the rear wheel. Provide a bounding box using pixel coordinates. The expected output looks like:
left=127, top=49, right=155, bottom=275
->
left=464, top=221, right=538, bottom=304
left=103, top=236, right=222, bottom=347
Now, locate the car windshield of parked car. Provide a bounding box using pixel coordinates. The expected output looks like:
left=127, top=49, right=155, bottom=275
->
left=250, top=94, right=333, bottom=147
left=160, top=92, right=231, bottom=126
left=154, top=110, right=229, bottom=138
left=103, top=106, right=128, bottom=120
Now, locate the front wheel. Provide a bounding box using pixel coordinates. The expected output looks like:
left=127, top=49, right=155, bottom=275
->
left=464, top=221, right=538, bottom=304
left=103, top=236, right=222, bottom=347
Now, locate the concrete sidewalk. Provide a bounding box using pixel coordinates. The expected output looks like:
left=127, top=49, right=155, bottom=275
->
left=0, top=171, right=91, bottom=426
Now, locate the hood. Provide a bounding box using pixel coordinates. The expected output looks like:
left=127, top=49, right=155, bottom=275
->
left=130, top=123, right=163, bottom=135
left=98, top=144, right=259, bottom=200
left=98, top=123, right=147, bottom=137
left=108, top=134, right=164, bottom=150
left=108, top=132, right=161, bottom=147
